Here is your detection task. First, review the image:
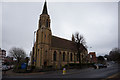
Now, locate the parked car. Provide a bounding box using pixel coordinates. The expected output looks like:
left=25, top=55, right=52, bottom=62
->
left=2, top=65, right=8, bottom=71
left=10, top=65, right=14, bottom=69
left=7, top=65, right=11, bottom=69
left=103, top=64, right=107, bottom=68
left=2, top=65, right=11, bottom=71
left=93, top=64, right=107, bottom=69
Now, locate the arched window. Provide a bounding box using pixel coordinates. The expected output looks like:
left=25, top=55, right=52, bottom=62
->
left=46, top=19, right=48, bottom=27
left=41, top=32, right=43, bottom=42
left=77, top=53, right=79, bottom=61
left=45, top=50, right=47, bottom=54
left=39, top=20, right=41, bottom=28
left=45, top=34, right=46, bottom=40
left=63, top=52, right=65, bottom=61
left=48, top=34, right=51, bottom=43
left=67, top=52, right=69, bottom=62
left=70, top=53, right=73, bottom=61
left=53, top=51, right=57, bottom=61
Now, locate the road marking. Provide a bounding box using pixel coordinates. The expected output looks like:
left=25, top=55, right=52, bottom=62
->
left=107, top=73, right=120, bottom=78
left=101, top=72, right=120, bottom=80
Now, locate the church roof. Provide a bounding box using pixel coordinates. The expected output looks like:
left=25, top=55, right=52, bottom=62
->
left=51, top=36, right=87, bottom=52
left=51, top=36, right=76, bottom=51
left=42, top=1, right=48, bottom=14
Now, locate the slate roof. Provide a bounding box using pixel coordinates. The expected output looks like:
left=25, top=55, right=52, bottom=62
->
left=51, top=36, right=87, bottom=52
left=51, top=36, right=76, bottom=51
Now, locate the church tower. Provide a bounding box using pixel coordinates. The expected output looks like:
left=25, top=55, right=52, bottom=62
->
left=31, top=1, right=88, bottom=69
left=34, top=1, right=52, bottom=68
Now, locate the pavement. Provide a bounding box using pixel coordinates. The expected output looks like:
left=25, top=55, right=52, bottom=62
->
left=2, top=67, right=93, bottom=77
left=2, top=69, right=47, bottom=76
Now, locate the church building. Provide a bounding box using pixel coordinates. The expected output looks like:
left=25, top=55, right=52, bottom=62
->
left=31, top=1, right=88, bottom=69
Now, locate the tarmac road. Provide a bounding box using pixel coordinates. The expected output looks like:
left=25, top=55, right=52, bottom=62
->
left=2, top=63, right=120, bottom=80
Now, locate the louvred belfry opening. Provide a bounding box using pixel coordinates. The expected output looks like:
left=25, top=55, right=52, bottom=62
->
left=39, top=1, right=50, bottom=29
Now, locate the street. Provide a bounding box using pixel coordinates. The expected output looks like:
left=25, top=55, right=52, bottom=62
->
left=2, top=63, right=120, bottom=80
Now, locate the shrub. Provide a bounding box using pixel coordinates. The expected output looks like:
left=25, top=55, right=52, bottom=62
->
left=66, top=63, right=95, bottom=69
left=46, top=65, right=53, bottom=68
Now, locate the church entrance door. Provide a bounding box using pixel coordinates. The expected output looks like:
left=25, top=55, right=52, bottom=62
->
left=44, top=61, right=47, bottom=67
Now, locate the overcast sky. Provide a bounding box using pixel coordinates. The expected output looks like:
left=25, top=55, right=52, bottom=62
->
left=1, top=1, right=118, bottom=57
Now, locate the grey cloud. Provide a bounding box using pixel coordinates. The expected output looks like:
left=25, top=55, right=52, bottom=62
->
left=2, top=2, right=118, bottom=56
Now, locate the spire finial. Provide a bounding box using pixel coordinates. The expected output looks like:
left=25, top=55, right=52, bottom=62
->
left=42, top=0, right=48, bottom=14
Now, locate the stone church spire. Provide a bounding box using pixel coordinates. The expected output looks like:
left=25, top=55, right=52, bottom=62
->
left=42, top=1, right=48, bottom=14
left=39, top=0, right=50, bottom=29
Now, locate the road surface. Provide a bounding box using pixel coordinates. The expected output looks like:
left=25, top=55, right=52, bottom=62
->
left=2, top=63, right=120, bottom=80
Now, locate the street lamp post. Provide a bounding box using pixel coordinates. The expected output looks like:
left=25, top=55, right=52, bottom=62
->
left=33, top=31, right=37, bottom=46
left=32, top=31, right=36, bottom=66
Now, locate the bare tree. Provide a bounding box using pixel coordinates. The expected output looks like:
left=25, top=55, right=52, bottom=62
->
left=9, top=47, right=26, bottom=63
left=74, top=32, right=86, bottom=68
left=97, top=56, right=105, bottom=64
left=109, top=48, right=120, bottom=63
left=104, top=54, right=109, bottom=61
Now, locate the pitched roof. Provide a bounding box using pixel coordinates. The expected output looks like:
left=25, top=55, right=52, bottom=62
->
left=51, top=36, right=77, bottom=51
left=51, top=35, right=87, bottom=52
